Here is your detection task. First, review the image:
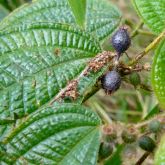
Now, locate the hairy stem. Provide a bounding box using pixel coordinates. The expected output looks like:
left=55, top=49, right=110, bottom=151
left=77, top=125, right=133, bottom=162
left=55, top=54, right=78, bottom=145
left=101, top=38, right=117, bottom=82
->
left=135, top=113, right=165, bottom=128
left=131, top=21, right=144, bottom=38
left=129, top=30, right=165, bottom=66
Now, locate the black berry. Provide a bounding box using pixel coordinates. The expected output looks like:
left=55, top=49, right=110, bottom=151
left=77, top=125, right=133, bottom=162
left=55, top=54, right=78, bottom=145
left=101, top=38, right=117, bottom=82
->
left=111, top=27, right=131, bottom=56
left=99, top=142, right=113, bottom=159
left=138, top=136, right=156, bottom=152
left=101, top=70, right=121, bottom=94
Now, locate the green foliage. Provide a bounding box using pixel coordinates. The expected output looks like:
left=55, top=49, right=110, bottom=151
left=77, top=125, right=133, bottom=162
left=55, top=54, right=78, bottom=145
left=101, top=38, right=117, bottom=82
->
left=0, top=5, right=9, bottom=21
left=0, top=103, right=101, bottom=164
left=155, top=134, right=165, bottom=165
left=0, top=22, right=102, bottom=139
left=0, top=0, right=122, bottom=163
left=132, top=0, right=165, bottom=34
left=0, top=0, right=121, bottom=42
left=144, top=104, right=160, bottom=120
left=0, top=0, right=164, bottom=164
left=152, top=39, right=165, bottom=108
left=68, top=0, right=86, bottom=29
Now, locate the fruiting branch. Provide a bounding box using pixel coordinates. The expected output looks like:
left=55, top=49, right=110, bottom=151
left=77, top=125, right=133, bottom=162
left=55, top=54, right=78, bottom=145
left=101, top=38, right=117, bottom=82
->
left=50, top=51, right=116, bottom=104
left=131, top=20, right=144, bottom=38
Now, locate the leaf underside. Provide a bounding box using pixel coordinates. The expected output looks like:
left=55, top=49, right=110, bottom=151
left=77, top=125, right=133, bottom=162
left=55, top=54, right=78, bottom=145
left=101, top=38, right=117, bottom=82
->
left=152, top=39, right=165, bottom=108
left=0, top=0, right=121, bottom=42
left=0, top=103, right=101, bottom=165
left=132, top=0, right=165, bottom=34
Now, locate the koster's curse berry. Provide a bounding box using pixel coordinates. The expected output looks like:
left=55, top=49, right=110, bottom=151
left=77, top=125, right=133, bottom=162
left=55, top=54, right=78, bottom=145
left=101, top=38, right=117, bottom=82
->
left=111, top=27, right=131, bottom=58
left=101, top=70, right=121, bottom=94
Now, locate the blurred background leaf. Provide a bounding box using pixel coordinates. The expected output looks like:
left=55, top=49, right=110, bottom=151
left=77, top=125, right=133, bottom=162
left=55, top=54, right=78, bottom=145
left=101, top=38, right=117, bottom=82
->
left=68, top=0, right=86, bottom=29
left=0, top=4, right=9, bottom=21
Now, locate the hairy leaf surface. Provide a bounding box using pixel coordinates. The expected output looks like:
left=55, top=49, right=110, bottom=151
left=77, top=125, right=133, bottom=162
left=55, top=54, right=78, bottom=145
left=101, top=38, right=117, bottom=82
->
left=152, top=39, right=165, bottom=108
left=132, top=0, right=165, bottom=34
left=0, top=103, right=101, bottom=165
left=154, top=134, right=165, bottom=165
left=0, top=0, right=121, bottom=42
left=0, top=22, right=101, bottom=140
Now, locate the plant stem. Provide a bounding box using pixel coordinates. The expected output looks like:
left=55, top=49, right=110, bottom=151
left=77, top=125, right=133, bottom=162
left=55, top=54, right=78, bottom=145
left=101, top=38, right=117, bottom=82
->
left=129, top=30, right=165, bottom=66
left=92, top=101, right=113, bottom=124
left=135, top=113, right=165, bottom=128
left=131, top=21, right=144, bottom=38
left=135, top=152, right=150, bottom=165
left=138, top=30, right=156, bottom=36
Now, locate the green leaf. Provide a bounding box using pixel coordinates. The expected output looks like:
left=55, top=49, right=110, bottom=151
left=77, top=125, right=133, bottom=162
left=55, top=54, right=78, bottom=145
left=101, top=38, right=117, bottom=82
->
left=104, top=144, right=124, bottom=165
left=154, top=134, right=165, bottom=165
left=152, top=39, right=165, bottom=108
left=132, top=0, right=165, bottom=34
left=0, top=0, right=121, bottom=42
left=0, top=22, right=101, bottom=139
left=144, top=104, right=160, bottom=120
left=1, top=103, right=101, bottom=165
left=0, top=5, right=9, bottom=21
left=68, top=0, right=86, bottom=29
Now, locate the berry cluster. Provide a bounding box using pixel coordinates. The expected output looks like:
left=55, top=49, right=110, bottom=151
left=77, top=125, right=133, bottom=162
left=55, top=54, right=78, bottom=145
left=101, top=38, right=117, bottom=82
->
left=101, top=26, right=131, bottom=94
left=98, top=119, right=163, bottom=160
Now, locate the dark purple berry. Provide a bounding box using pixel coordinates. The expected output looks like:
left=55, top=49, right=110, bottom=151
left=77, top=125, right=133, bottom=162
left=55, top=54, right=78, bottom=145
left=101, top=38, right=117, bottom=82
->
left=101, top=70, right=121, bottom=94
left=111, top=27, right=131, bottom=56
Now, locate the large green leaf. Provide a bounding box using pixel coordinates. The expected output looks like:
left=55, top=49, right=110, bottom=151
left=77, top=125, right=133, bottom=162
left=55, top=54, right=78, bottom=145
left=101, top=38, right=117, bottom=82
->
left=0, top=22, right=102, bottom=139
left=0, top=5, right=9, bottom=21
left=154, top=134, right=165, bottom=165
left=68, top=0, right=86, bottom=29
left=152, top=39, right=165, bottom=108
left=132, top=0, right=165, bottom=34
left=0, top=103, right=101, bottom=164
left=0, top=0, right=121, bottom=42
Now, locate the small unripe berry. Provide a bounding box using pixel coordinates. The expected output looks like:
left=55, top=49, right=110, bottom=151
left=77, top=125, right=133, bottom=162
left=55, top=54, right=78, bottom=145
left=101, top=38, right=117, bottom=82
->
left=111, top=27, right=131, bottom=56
left=121, top=129, right=137, bottom=143
left=138, top=136, right=156, bottom=152
left=149, top=120, right=161, bottom=133
left=101, top=70, right=121, bottom=94
left=129, top=72, right=141, bottom=88
left=102, top=125, right=117, bottom=142
left=99, top=142, right=113, bottom=159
